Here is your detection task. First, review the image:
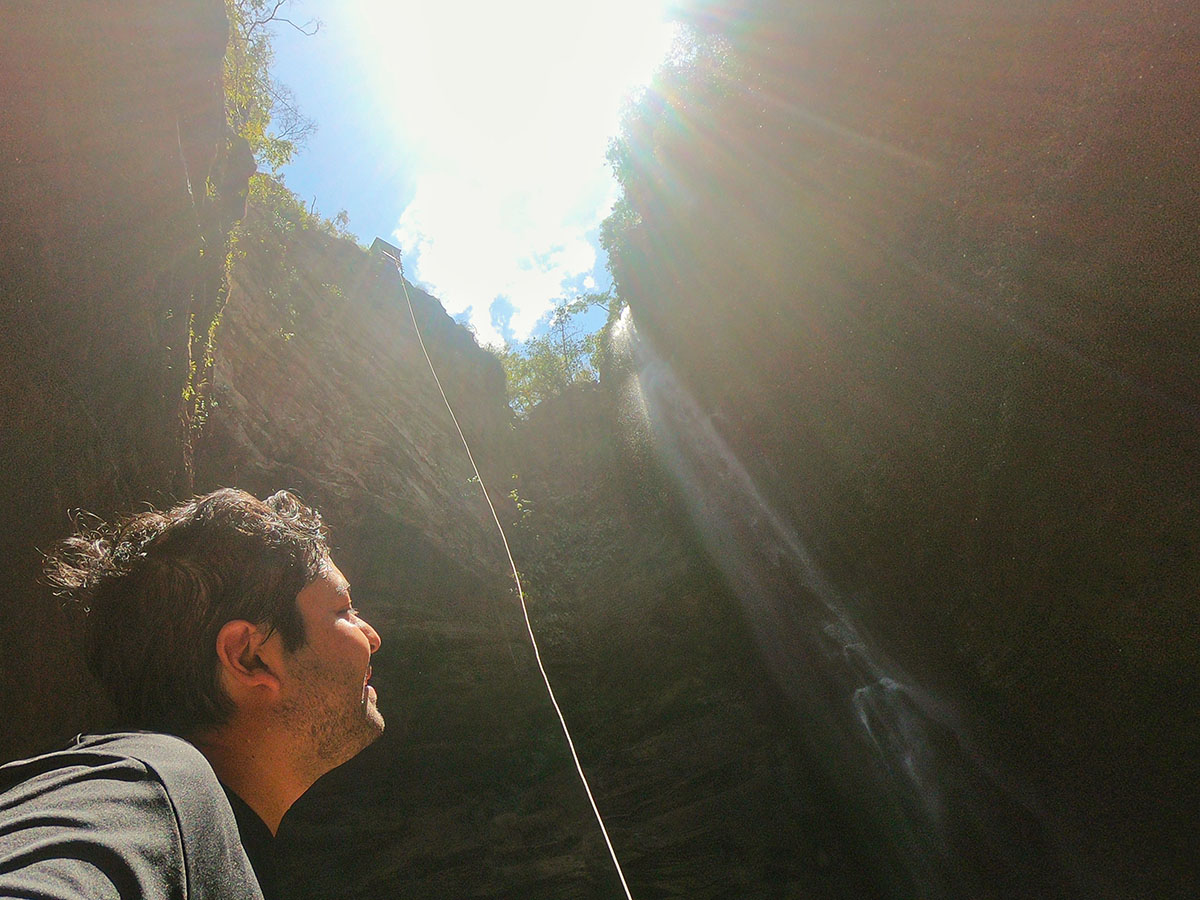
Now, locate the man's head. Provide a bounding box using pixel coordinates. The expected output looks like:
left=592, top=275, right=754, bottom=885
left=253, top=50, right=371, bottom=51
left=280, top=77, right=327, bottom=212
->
left=46, top=488, right=378, bottom=743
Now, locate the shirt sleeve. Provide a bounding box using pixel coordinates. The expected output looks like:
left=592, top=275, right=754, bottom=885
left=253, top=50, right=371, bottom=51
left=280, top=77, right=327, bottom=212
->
left=0, top=756, right=186, bottom=900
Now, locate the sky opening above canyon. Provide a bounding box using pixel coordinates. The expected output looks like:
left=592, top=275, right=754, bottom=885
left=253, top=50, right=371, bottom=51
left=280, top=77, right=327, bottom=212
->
left=271, top=0, right=677, bottom=346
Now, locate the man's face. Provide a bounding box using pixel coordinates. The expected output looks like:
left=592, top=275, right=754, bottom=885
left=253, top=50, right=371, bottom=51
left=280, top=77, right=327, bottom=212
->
left=277, top=559, right=384, bottom=771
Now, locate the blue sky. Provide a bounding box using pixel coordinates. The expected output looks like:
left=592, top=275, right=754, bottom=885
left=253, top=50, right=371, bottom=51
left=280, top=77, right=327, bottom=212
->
left=269, top=1, right=676, bottom=346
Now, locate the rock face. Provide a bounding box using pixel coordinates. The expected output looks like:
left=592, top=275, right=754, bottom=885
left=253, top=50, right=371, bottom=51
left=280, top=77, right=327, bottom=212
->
left=0, top=0, right=248, bottom=758
left=604, top=1, right=1199, bottom=897
left=196, top=212, right=514, bottom=580
left=499, top=383, right=899, bottom=899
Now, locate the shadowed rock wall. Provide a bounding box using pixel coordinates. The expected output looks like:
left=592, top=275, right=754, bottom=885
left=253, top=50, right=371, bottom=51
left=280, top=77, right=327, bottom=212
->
left=606, top=1, right=1199, bottom=896
left=0, top=0, right=246, bottom=759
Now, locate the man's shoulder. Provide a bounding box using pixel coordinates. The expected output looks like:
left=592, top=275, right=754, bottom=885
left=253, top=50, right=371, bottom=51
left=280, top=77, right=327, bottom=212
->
left=68, top=730, right=206, bottom=762
left=72, top=731, right=223, bottom=796
left=1, top=731, right=214, bottom=803
left=3, top=730, right=201, bottom=773
left=0, top=732, right=264, bottom=900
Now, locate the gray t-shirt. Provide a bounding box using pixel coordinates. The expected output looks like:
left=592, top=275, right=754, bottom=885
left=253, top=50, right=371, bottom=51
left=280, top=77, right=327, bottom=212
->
left=0, top=732, right=264, bottom=900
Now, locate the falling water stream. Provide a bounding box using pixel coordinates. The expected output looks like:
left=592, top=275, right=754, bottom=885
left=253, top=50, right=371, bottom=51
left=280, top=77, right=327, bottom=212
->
left=608, top=308, right=1072, bottom=899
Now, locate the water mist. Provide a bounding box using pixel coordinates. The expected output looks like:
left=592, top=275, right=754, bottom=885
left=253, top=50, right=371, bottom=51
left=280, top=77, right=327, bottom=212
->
left=608, top=307, right=1075, bottom=899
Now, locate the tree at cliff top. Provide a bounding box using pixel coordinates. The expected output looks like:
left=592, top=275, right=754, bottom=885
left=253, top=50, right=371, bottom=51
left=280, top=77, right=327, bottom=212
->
left=493, top=292, right=618, bottom=416
left=224, top=0, right=317, bottom=170
left=221, top=0, right=362, bottom=340
left=185, top=0, right=360, bottom=446
left=228, top=173, right=361, bottom=348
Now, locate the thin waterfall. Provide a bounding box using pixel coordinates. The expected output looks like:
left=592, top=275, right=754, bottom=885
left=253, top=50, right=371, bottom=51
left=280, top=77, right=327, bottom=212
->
left=608, top=307, right=1077, bottom=899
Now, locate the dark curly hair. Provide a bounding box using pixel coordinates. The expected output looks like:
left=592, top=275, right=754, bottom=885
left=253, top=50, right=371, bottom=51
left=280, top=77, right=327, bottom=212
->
left=46, top=488, right=330, bottom=735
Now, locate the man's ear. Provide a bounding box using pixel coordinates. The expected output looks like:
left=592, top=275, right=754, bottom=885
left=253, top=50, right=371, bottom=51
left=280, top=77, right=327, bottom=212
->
left=214, top=620, right=282, bottom=696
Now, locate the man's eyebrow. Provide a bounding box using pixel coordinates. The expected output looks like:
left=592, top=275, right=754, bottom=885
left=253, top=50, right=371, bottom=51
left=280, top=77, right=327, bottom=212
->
left=335, top=582, right=352, bottom=597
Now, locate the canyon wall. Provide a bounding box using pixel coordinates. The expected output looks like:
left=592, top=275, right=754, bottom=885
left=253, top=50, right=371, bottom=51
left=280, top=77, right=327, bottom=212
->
left=605, top=1, right=1199, bottom=896
left=0, top=0, right=248, bottom=756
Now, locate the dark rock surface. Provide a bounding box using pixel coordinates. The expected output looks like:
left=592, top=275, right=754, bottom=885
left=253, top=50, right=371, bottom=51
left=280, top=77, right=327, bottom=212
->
left=0, top=0, right=246, bottom=758
left=605, top=1, right=1199, bottom=896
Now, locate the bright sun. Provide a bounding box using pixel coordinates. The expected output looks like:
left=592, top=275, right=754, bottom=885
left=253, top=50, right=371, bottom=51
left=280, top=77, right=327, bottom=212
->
left=344, top=0, right=676, bottom=345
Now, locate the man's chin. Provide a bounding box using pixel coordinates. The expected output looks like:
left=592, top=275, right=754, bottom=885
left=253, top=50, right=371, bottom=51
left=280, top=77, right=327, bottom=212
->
left=366, top=708, right=385, bottom=740
left=323, top=716, right=384, bottom=773
left=362, top=698, right=385, bottom=742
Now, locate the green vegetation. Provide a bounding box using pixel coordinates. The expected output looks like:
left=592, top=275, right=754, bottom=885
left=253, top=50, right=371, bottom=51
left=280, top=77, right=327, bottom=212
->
left=601, top=27, right=741, bottom=297
left=180, top=1, right=357, bottom=436
left=230, top=174, right=359, bottom=340
left=181, top=1, right=321, bottom=432
left=221, top=0, right=359, bottom=302
left=492, top=292, right=619, bottom=416
left=223, top=0, right=318, bottom=170
left=222, top=0, right=363, bottom=330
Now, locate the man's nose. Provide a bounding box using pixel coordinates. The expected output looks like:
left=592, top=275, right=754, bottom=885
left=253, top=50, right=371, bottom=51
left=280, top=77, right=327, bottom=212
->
left=360, top=618, right=382, bottom=654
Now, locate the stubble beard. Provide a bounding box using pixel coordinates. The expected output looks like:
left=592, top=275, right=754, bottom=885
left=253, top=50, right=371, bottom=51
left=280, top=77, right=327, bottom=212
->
left=279, top=662, right=385, bottom=777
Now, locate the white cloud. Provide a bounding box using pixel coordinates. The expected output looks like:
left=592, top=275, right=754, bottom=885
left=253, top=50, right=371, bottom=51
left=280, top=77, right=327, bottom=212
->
left=395, top=169, right=608, bottom=345
left=349, top=0, right=674, bottom=345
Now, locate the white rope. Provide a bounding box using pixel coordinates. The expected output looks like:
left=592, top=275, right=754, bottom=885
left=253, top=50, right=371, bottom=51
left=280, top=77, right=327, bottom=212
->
left=386, top=252, right=635, bottom=900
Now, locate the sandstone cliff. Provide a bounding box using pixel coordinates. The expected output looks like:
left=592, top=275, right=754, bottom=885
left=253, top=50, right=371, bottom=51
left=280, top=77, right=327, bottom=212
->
left=604, top=1, right=1199, bottom=896
left=204, top=206, right=891, bottom=898
left=0, top=0, right=251, bottom=756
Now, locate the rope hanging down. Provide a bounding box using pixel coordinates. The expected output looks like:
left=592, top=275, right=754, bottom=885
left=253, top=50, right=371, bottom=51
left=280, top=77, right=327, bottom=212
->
left=372, top=238, right=635, bottom=900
